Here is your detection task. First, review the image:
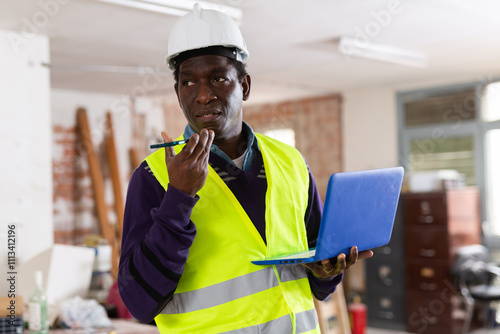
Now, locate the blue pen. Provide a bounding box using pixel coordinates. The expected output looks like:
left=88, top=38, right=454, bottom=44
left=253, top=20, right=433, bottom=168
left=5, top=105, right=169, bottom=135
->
left=150, top=139, right=189, bottom=149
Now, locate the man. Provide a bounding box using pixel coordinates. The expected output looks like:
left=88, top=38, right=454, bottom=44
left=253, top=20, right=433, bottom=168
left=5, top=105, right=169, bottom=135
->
left=118, top=4, right=372, bottom=333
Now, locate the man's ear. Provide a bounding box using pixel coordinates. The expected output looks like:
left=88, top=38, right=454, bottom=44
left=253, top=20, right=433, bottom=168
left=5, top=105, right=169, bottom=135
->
left=242, top=74, right=251, bottom=101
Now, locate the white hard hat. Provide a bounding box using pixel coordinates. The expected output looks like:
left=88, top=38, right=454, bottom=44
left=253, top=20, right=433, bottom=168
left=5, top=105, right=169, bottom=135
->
left=165, top=3, right=249, bottom=70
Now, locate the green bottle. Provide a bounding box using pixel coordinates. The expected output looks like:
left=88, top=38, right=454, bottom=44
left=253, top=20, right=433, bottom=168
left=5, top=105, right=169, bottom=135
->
left=28, top=270, right=48, bottom=334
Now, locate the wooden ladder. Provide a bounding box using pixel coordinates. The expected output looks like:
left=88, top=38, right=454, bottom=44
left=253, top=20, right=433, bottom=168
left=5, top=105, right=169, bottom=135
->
left=76, top=108, right=121, bottom=279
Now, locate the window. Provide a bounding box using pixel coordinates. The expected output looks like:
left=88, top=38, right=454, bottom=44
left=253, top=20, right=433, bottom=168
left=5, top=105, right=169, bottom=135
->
left=399, top=80, right=500, bottom=245
left=404, top=89, right=476, bottom=127
left=486, top=130, right=500, bottom=235
left=483, top=81, right=500, bottom=236
left=408, top=136, right=475, bottom=185
left=483, top=82, right=500, bottom=122
left=263, top=128, right=296, bottom=147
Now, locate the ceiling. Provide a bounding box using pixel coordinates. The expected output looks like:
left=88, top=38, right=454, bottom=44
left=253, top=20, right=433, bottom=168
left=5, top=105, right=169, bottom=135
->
left=2, top=0, right=500, bottom=105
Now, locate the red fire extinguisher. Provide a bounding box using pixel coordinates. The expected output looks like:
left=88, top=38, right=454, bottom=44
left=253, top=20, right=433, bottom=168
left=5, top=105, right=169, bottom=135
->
left=348, top=295, right=367, bottom=334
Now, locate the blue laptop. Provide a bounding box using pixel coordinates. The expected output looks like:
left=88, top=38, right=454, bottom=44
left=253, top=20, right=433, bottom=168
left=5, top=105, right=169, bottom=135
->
left=251, top=166, right=404, bottom=265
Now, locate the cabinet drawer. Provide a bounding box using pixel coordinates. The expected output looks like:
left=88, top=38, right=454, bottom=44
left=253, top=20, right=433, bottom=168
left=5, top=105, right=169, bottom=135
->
left=366, top=257, right=405, bottom=292
left=406, top=290, right=463, bottom=334
left=372, top=204, right=404, bottom=261
left=403, top=194, right=447, bottom=226
left=405, top=226, right=450, bottom=260
left=406, top=260, right=452, bottom=292
left=371, top=232, right=404, bottom=261
left=367, top=294, right=406, bottom=323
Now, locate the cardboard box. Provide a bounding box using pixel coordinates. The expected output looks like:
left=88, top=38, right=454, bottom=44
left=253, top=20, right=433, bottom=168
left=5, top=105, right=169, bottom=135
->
left=0, top=296, right=23, bottom=317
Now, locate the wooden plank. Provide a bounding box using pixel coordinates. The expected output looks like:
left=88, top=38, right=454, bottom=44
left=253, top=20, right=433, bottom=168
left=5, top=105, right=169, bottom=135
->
left=129, top=147, right=141, bottom=173
left=76, top=108, right=119, bottom=279
left=105, top=111, right=124, bottom=241
left=128, top=101, right=147, bottom=175
left=130, top=108, right=147, bottom=162
left=334, top=284, right=352, bottom=334
left=315, top=283, right=351, bottom=334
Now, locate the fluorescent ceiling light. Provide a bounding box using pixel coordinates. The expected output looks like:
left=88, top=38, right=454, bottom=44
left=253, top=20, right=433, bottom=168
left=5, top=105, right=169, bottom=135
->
left=42, top=63, right=170, bottom=75
left=337, top=36, right=428, bottom=68
left=93, top=0, right=242, bottom=24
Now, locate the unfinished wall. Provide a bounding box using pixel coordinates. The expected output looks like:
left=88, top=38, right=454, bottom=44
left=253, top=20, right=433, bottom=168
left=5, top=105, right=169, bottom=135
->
left=0, top=31, right=53, bottom=258
left=244, top=94, right=343, bottom=198
left=0, top=29, right=53, bottom=296
left=52, top=89, right=125, bottom=244
left=50, top=90, right=183, bottom=245
left=342, top=88, right=399, bottom=172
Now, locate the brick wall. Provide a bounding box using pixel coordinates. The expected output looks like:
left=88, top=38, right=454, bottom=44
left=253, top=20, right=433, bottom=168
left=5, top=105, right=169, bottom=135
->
left=244, top=94, right=343, bottom=198
left=51, top=94, right=182, bottom=246
left=53, top=125, right=96, bottom=244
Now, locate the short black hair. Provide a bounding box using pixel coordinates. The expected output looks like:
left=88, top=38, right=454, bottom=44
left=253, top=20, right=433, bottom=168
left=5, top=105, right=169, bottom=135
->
left=173, top=56, right=248, bottom=86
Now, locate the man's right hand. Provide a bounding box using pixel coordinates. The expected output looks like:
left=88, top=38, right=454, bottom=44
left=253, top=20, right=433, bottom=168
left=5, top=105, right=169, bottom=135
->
left=161, top=129, right=215, bottom=197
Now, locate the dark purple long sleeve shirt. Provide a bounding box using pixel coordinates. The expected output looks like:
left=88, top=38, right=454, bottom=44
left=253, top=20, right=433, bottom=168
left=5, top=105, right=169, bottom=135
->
left=118, top=125, right=342, bottom=323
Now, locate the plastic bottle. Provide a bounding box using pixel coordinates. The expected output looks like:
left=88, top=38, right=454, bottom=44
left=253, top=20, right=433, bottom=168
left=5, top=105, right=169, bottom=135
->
left=28, top=270, right=48, bottom=334
left=348, top=295, right=367, bottom=334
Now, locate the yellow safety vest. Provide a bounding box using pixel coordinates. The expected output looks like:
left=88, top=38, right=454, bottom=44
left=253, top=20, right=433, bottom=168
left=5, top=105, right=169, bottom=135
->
left=146, top=133, right=319, bottom=334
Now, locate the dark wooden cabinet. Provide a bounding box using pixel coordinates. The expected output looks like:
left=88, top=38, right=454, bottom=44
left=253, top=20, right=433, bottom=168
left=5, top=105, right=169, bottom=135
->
left=403, top=188, right=481, bottom=334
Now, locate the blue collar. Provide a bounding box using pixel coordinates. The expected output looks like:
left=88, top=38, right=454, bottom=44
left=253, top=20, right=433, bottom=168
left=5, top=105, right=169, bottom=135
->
left=183, top=122, right=258, bottom=172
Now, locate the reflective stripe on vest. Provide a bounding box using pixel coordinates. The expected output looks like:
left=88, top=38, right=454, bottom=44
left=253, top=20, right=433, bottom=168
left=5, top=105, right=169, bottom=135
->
left=146, top=133, right=319, bottom=333
left=221, top=309, right=319, bottom=334
left=161, top=264, right=308, bottom=314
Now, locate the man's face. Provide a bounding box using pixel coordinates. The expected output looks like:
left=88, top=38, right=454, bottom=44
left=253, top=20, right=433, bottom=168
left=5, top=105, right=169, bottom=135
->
left=174, top=55, right=250, bottom=142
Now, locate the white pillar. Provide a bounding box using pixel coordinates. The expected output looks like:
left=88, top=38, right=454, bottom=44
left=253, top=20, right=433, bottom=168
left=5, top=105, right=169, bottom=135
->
left=0, top=29, right=53, bottom=294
